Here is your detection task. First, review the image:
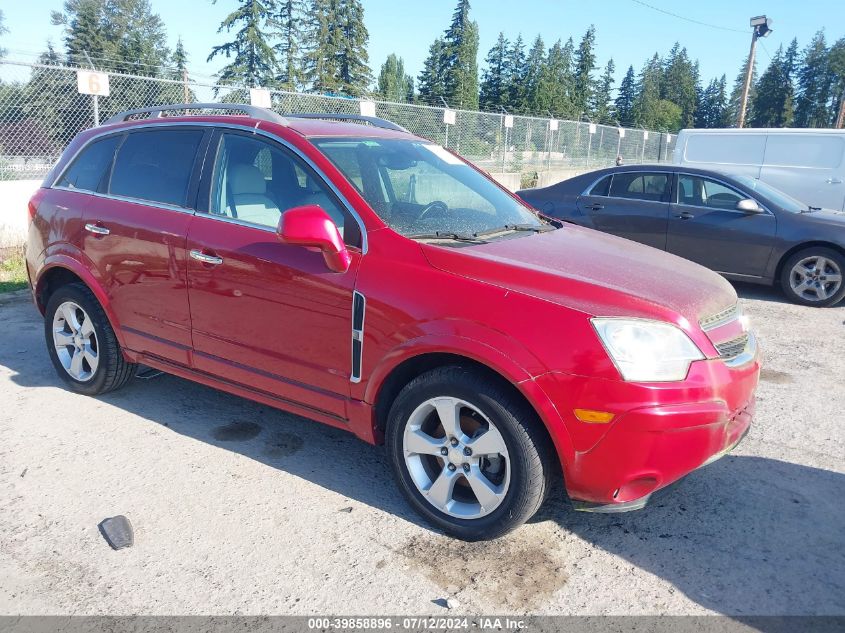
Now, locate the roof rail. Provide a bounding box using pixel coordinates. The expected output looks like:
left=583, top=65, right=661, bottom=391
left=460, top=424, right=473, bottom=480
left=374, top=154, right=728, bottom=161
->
left=103, top=103, right=289, bottom=126
left=286, top=113, right=410, bottom=133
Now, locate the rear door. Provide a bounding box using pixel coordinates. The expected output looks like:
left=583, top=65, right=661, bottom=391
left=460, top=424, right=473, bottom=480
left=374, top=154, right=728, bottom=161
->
left=760, top=133, right=845, bottom=210
left=80, top=126, right=209, bottom=365
left=576, top=170, right=671, bottom=250
left=666, top=173, right=777, bottom=278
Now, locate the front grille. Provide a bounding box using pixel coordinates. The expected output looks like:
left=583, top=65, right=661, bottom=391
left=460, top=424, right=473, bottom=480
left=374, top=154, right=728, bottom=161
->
left=700, top=304, right=740, bottom=331
left=715, top=334, right=749, bottom=360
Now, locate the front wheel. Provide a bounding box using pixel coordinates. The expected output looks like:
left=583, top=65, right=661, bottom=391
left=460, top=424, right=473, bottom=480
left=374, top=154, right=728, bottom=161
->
left=780, top=247, right=845, bottom=307
left=44, top=282, right=137, bottom=395
left=386, top=366, right=553, bottom=540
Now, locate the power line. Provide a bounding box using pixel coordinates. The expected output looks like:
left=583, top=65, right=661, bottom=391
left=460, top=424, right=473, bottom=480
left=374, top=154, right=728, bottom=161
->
left=629, top=0, right=748, bottom=34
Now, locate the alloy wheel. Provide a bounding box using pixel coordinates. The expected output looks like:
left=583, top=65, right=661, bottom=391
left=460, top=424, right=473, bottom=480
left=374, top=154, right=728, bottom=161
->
left=789, top=256, right=843, bottom=303
left=52, top=301, right=99, bottom=382
left=402, top=396, right=510, bottom=519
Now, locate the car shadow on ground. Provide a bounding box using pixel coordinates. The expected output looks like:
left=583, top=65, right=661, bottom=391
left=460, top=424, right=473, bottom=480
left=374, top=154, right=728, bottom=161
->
left=3, top=301, right=844, bottom=616
left=535, top=453, right=845, bottom=616
left=730, top=281, right=789, bottom=304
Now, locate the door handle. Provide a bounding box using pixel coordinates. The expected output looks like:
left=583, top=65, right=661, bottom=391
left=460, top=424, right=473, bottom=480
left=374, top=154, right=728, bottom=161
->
left=826, top=178, right=843, bottom=184
left=675, top=211, right=695, bottom=220
left=586, top=203, right=604, bottom=211
left=84, top=222, right=110, bottom=236
left=189, top=250, right=223, bottom=265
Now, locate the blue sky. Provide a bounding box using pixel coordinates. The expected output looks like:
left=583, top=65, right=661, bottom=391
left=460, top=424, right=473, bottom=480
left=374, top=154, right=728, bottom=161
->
left=2, top=0, right=842, bottom=90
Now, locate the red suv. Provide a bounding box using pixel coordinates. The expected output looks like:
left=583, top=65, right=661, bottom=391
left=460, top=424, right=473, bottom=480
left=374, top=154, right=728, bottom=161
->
left=26, top=104, right=759, bottom=540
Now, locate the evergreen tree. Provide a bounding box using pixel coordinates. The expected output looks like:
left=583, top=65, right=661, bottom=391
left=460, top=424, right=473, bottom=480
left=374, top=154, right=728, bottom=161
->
left=750, top=45, right=794, bottom=127
left=661, top=43, right=698, bottom=128
left=632, top=53, right=662, bottom=127
left=504, top=35, right=526, bottom=111
left=208, top=0, right=278, bottom=88
left=521, top=35, right=545, bottom=113
left=0, top=10, right=7, bottom=58
left=273, top=0, right=306, bottom=91
left=795, top=31, right=833, bottom=128
left=23, top=43, right=83, bottom=146
left=535, top=38, right=575, bottom=118
left=591, top=58, right=615, bottom=123
left=417, top=37, right=448, bottom=104
left=52, top=0, right=108, bottom=68
left=829, top=38, right=845, bottom=127
left=333, top=0, right=372, bottom=95
left=171, top=36, right=188, bottom=78
left=377, top=53, right=413, bottom=102
left=442, top=0, right=479, bottom=109
left=694, top=75, right=729, bottom=128
left=571, top=25, right=596, bottom=116
left=303, top=0, right=341, bottom=93
left=480, top=32, right=509, bottom=110
left=727, top=52, right=756, bottom=126
left=615, top=65, right=636, bottom=126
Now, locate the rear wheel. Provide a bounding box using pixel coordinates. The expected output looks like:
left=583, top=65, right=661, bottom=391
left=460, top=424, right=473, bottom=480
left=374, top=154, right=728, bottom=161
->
left=780, top=247, right=845, bottom=307
left=386, top=366, right=552, bottom=541
left=44, top=283, right=137, bottom=395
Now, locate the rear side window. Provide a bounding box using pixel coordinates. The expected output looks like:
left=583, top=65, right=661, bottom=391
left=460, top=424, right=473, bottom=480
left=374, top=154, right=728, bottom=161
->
left=56, top=135, right=121, bottom=193
left=588, top=175, right=611, bottom=196
left=110, top=129, right=203, bottom=207
left=609, top=172, right=670, bottom=202
left=763, top=135, right=844, bottom=169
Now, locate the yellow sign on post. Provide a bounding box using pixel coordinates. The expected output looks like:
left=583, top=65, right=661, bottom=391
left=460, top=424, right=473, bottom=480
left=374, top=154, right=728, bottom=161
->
left=76, top=70, right=110, bottom=97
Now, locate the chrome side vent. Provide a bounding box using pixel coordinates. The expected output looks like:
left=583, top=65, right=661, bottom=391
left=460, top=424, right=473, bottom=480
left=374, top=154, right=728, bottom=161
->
left=351, top=291, right=366, bottom=383
left=700, top=304, right=740, bottom=331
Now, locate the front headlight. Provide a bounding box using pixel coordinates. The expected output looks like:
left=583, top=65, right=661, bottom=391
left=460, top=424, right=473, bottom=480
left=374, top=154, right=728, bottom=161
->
left=591, top=318, right=704, bottom=382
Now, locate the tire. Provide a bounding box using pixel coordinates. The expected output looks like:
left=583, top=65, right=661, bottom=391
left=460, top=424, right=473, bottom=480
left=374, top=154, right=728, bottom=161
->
left=780, top=247, right=845, bottom=307
left=44, top=282, right=137, bottom=395
left=386, top=365, right=553, bottom=541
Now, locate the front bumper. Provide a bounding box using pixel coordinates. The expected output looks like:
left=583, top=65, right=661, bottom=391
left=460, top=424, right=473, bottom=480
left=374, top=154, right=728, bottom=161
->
left=571, top=423, right=751, bottom=513
left=534, top=350, right=760, bottom=508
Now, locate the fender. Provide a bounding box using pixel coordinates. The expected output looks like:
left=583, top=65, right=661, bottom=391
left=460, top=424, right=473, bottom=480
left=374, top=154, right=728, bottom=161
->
left=36, top=252, right=128, bottom=350
left=361, top=332, right=576, bottom=471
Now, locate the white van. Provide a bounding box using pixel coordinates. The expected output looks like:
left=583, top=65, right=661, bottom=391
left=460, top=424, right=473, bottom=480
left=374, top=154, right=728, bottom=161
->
left=672, top=128, right=845, bottom=211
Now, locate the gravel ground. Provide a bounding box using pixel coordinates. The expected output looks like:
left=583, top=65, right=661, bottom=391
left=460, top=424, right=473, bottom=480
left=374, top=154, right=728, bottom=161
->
left=0, top=284, right=843, bottom=616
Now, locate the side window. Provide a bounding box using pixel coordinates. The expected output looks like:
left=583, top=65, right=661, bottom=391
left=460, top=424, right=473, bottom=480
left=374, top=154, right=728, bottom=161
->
left=702, top=178, right=745, bottom=209
left=609, top=172, right=669, bottom=202
left=209, top=133, right=359, bottom=246
left=588, top=175, right=611, bottom=196
left=677, top=175, right=745, bottom=210
left=56, top=135, right=121, bottom=193
left=110, top=129, right=203, bottom=207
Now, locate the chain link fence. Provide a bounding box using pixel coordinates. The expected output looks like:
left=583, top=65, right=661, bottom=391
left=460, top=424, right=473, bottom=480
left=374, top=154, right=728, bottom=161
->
left=0, top=60, right=676, bottom=186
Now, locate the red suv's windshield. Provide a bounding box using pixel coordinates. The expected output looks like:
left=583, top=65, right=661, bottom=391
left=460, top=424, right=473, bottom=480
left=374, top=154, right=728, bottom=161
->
left=313, top=138, right=544, bottom=239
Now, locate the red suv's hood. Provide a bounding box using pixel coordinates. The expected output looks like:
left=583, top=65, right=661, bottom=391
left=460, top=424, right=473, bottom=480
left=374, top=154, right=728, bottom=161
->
left=421, top=224, right=737, bottom=324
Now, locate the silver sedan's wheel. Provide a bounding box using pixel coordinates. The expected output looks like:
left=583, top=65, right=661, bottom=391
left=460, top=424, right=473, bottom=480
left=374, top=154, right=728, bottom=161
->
left=52, top=301, right=99, bottom=382
left=789, top=255, right=843, bottom=303
left=402, top=396, right=510, bottom=519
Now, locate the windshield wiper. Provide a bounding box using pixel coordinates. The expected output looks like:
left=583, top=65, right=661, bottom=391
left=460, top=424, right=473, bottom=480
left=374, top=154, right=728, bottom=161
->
left=803, top=205, right=822, bottom=213
left=473, top=223, right=556, bottom=238
left=407, top=231, right=489, bottom=244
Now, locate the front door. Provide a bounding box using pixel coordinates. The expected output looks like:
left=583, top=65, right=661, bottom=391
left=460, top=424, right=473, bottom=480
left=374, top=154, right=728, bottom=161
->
left=78, top=126, right=208, bottom=365
left=186, top=129, right=363, bottom=419
left=666, top=173, right=777, bottom=278
left=576, top=171, right=671, bottom=250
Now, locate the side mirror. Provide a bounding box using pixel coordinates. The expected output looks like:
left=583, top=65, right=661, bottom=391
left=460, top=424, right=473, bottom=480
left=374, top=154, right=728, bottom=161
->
left=736, top=198, right=763, bottom=213
left=277, top=205, right=351, bottom=273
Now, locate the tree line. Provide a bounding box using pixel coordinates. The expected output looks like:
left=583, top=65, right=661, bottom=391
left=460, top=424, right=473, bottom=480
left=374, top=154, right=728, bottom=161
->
left=1, top=0, right=844, bottom=131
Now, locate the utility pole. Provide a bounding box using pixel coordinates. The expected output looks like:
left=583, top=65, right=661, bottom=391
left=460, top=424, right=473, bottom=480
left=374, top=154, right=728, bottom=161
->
left=836, top=93, right=845, bottom=129
left=738, top=15, right=773, bottom=128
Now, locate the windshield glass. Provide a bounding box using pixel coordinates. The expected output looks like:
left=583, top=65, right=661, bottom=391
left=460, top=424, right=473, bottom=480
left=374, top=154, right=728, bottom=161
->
left=313, top=138, right=543, bottom=237
left=732, top=175, right=807, bottom=213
